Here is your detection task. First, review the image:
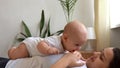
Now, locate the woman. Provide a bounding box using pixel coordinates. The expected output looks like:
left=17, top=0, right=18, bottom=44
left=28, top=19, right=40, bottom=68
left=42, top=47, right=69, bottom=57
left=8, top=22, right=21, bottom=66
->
left=0, top=47, right=120, bottom=68
left=51, top=47, right=120, bottom=68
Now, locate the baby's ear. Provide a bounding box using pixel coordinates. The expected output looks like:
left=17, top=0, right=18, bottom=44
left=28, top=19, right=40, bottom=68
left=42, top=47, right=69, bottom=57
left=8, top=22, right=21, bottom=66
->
left=63, top=33, right=68, bottom=41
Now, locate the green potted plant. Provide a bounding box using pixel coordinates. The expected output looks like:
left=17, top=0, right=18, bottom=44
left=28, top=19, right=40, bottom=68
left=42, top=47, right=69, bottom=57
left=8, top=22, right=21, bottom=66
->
left=15, top=0, right=78, bottom=42
left=53, top=0, right=78, bottom=35
left=59, top=0, right=78, bottom=22
left=15, top=10, right=51, bottom=42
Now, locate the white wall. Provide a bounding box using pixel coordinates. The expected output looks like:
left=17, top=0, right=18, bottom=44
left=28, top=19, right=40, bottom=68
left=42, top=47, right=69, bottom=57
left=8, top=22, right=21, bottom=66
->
left=74, top=0, right=94, bottom=27
left=110, top=28, right=120, bottom=48
left=0, top=0, right=94, bottom=57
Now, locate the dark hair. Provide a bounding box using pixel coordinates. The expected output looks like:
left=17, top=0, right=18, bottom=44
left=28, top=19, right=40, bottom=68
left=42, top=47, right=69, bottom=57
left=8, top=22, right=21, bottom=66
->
left=109, top=48, right=120, bottom=68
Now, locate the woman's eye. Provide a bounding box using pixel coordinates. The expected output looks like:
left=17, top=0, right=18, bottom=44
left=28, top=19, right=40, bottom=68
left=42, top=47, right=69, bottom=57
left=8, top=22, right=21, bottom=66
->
left=99, top=53, right=104, bottom=62
left=99, top=55, right=103, bottom=60
left=75, top=44, right=79, bottom=46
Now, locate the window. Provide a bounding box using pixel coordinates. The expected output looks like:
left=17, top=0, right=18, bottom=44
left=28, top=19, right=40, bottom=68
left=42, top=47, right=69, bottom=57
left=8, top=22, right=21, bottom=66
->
left=110, top=0, right=120, bottom=28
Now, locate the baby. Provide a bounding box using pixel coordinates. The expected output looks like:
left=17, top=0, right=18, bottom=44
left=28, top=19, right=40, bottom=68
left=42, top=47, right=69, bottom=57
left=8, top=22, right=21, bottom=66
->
left=8, top=20, right=87, bottom=60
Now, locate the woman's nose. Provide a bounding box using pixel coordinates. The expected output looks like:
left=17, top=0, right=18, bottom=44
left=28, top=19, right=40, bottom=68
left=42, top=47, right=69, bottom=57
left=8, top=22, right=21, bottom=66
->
left=89, top=52, right=100, bottom=60
left=75, top=47, right=81, bottom=50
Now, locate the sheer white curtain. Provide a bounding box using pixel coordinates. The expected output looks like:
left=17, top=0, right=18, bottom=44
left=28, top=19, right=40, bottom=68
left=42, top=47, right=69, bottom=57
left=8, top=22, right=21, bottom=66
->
left=94, top=0, right=110, bottom=51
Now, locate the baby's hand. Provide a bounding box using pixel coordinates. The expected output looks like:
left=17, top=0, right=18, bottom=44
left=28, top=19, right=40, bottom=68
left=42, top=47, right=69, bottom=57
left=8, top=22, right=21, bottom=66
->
left=66, top=52, right=86, bottom=68
left=72, top=51, right=86, bottom=61
left=76, top=60, right=86, bottom=64
left=47, top=47, right=60, bottom=55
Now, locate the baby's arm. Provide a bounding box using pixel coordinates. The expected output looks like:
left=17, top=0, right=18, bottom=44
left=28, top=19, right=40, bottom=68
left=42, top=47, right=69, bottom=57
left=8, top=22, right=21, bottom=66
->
left=37, top=41, right=59, bottom=55
left=8, top=43, right=29, bottom=60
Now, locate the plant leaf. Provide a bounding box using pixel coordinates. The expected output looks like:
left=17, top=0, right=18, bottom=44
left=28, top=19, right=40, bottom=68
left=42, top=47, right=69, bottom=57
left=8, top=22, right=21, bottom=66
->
left=39, top=10, right=45, bottom=37
left=20, top=32, right=28, bottom=38
left=56, top=30, right=64, bottom=35
left=22, top=21, right=32, bottom=37
left=42, top=26, right=48, bottom=38
left=47, top=18, right=51, bottom=36
left=51, top=29, right=64, bottom=35
left=59, top=0, right=78, bottom=22
left=17, top=38, right=25, bottom=42
left=42, top=18, right=51, bottom=38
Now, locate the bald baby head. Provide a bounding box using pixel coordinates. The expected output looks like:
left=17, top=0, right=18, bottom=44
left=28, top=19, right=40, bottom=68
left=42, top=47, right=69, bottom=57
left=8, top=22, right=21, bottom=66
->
left=62, top=20, right=87, bottom=51
left=63, top=20, right=87, bottom=40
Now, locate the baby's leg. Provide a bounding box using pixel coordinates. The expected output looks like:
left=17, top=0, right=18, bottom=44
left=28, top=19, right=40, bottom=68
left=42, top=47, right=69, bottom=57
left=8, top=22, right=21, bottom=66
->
left=8, top=43, right=29, bottom=60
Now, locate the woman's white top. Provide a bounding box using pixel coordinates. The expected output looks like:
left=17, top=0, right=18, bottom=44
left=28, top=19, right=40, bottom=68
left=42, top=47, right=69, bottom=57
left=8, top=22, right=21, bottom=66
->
left=5, top=54, right=87, bottom=68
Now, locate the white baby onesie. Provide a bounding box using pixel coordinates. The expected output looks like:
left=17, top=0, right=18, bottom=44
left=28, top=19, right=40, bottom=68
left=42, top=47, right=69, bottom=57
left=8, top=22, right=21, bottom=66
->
left=22, top=36, right=64, bottom=56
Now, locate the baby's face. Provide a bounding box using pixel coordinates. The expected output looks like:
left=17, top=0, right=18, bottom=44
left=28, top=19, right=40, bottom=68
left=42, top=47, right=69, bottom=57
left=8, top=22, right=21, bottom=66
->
left=64, top=37, right=85, bottom=52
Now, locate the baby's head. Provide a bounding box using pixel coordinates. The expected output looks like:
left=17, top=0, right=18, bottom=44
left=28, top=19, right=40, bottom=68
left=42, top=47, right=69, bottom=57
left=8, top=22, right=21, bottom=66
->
left=61, top=20, right=87, bottom=52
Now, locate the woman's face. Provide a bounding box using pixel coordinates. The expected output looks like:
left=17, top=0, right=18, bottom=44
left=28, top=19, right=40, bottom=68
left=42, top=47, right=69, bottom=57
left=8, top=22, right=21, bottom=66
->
left=86, top=48, right=114, bottom=68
